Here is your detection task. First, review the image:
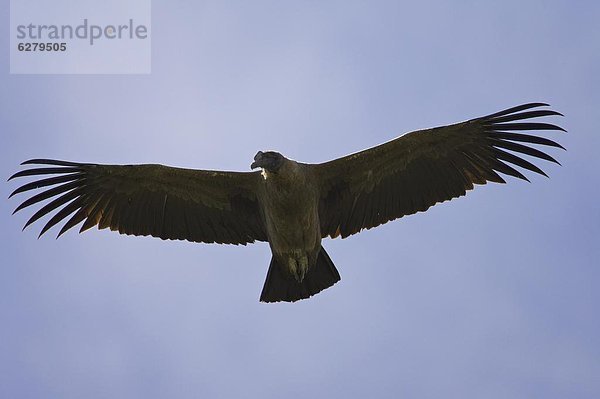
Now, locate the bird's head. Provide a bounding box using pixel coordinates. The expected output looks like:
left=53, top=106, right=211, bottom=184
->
left=251, top=151, right=285, bottom=172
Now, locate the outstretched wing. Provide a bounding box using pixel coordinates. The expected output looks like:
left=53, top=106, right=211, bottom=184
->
left=316, top=103, right=565, bottom=239
left=9, top=160, right=267, bottom=244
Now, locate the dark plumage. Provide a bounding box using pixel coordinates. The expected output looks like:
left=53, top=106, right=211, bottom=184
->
left=9, top=103, right=565, bottom=302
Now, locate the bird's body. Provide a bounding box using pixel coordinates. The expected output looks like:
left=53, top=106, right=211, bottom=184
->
left=9, top=103, right=565, bottom=302
left=257, top=160, right=321, bottom=282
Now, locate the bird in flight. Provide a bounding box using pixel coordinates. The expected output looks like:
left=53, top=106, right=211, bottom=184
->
left=9, top=103, right=565, bottom=302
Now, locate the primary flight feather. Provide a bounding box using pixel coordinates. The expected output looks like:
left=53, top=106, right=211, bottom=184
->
left=9, top=103, right=565, bottom=302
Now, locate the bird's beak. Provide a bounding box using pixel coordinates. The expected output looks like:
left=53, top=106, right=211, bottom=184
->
left=251, top=151, right=264, bottom=169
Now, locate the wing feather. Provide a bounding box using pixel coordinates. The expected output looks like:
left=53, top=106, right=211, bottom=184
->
left=317, top=103, right=565, bottom=238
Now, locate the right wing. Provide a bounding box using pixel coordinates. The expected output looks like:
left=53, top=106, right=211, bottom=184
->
left=9, top=160, right=267, bottom=244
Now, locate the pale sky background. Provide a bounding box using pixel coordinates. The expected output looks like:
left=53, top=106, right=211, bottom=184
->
left=1, top=1, right=599, bottom=398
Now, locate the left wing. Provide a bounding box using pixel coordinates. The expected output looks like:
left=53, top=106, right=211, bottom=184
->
left=315, top=103, right=565, bottom=239
left=9, top=160, right=267, bottom=244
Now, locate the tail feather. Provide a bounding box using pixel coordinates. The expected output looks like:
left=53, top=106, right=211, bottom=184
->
left=260, top=247, right=341, bottom=303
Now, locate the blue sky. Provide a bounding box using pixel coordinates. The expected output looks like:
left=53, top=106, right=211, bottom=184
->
left=1, top=1, right=599, bottom=398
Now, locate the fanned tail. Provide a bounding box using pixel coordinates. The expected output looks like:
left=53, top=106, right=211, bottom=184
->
left=260, top=247, right=340, bottom=303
